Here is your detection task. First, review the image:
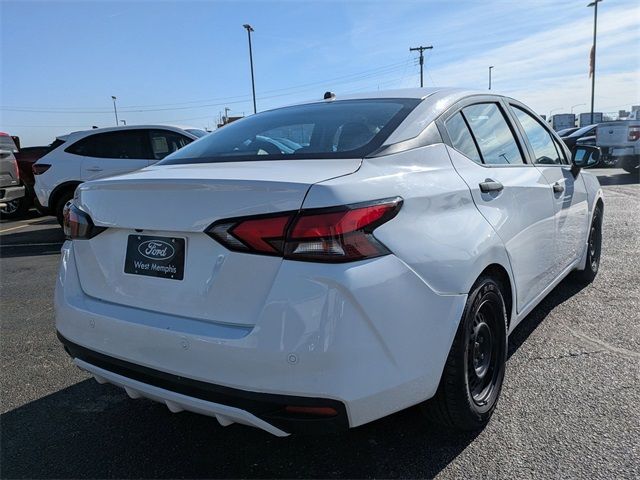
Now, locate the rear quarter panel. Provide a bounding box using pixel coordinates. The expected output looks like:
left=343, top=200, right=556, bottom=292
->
left=303, top=144, right=514, bottom=299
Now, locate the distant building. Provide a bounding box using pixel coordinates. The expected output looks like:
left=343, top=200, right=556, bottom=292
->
left=217, top=115, right=243, bottom=129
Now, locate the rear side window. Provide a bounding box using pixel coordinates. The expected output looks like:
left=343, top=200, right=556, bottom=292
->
left=462, top=103, right=524, bottom=165
left=149, top=130, right=193, bottom=160
left=159, top=99, right=420, bottom=165
left=0, top=134, right=18, bottom=152
left=66, top=130, right=151, bottom=159
left=445, top=113, right=482, bottom=164
left=512, top=107, right=563, bottom=165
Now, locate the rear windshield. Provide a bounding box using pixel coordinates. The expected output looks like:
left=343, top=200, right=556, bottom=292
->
left=160, top=99, right=420, bottom=164
left=0, top=135, right=18, bottom=152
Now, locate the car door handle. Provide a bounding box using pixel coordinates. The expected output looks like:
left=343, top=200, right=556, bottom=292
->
left=553, top=182, right=564, bottom=193
left=479, top=180, right=504, bottom=193
left=85, top=167, right=103, bottom=172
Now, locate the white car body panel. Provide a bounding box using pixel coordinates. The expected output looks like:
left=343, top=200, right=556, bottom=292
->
left=55, top=88, right=603, bottom=435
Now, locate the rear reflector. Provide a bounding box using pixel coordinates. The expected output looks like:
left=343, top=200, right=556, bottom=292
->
left=32, top=163, right=51, bottom=175
left=284, top=406, right=338, bottom=417
left=207, top=197, right=402, bottom=263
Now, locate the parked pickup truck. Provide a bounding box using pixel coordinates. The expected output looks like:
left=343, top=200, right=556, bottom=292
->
left=596, top=120, right=640, bottom=174
left=0, top=132, right=25, bottom=217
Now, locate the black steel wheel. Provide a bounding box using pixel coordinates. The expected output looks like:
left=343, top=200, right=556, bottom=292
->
left=573, top=204, right=603, bottom=284
left=422, top=275, right=507, bottom=430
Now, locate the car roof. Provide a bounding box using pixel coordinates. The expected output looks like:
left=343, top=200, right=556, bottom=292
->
left=63, top=124, right=200, bottom=141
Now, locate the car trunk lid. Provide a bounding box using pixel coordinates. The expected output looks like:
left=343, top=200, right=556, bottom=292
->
left=72, top=159, right=360, bottom=326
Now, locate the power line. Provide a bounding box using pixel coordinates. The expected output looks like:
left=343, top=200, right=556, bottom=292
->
left=1, top=61, right=409, bottom=114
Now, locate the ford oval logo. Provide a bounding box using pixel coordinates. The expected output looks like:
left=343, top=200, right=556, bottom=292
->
left=138, top=240, right=175, bottom=261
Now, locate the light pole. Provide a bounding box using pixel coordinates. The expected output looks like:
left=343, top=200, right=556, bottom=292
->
left=243, top=24, right=257, bottom=114
left=549, top=107, right=564, bottom=118
left=409, top=45, right=433, bottom=88
left=571, top=103, right=586, bottom=113
left=587, top=0, right=602, bottom=124
left=111, top=96, right=119, bottom=126
left=488, top=66, right=494, bottom=90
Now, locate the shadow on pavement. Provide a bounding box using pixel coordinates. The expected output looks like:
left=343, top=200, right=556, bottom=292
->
left=0, top=379, right=479, bottom=479
left=593, top=170, right=638, bottom=186
left=0, top=209, right=45, bottom=224
left=0, top=275, right=587, bottom=479
left=508, top=276, right=588, bottom=359
left=0, top=223, right=64, bottom=258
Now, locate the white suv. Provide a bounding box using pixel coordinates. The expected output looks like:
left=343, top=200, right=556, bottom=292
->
left=34, top=125, right=206, bottom=224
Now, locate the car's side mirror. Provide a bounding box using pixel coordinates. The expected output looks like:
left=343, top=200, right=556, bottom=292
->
left=571, top=145, right=601, bottom=175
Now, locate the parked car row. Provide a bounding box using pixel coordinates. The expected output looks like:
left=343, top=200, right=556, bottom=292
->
left=558, top=120, right=639, bottom=174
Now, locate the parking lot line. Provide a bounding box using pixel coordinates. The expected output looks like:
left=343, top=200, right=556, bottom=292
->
left=0, top=224, right=30, bottom=234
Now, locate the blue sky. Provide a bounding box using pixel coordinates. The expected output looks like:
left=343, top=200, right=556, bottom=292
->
left=1, top=0, right=639, bottom=146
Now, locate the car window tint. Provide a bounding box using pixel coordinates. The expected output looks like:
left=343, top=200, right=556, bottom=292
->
left=512, top=107, right=563, bottom=165
left=159, top=99, right=420, bottom=165
left=149, top=130, right=193, bottom=160
left=462, top=103, right=524, bottom=165
left=445, top=113, right=482, bottom=164
left=257, top=124, right=314, bottom=154
left=67, top=130, right=151, bottom=159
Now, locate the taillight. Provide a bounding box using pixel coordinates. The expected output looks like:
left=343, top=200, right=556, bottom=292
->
left=12, top=158, right=20, bottom=181
left=629, top=126, right=640, bottom=142
left=63, top=203, right=105, bottom=240
left=207, top=197, right=402, bottom=263
left=32, top=163, right=51, bottom=175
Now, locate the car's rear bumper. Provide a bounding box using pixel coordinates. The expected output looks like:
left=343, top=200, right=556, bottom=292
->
left=56, top=241, right=467, bottom=434
left=59, top=333, right=347, bottom=435
left=611, top=147, right=638, bottom=158
left=0, top=185, right=25, bottom=203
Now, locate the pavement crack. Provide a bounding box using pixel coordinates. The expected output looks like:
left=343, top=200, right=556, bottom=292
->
left=567, top=327, right=640, bottom=359
left=532, top=350, right=605, bottom=361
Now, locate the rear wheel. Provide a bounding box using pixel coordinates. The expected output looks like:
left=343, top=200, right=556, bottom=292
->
left=55, top=190, right=74, bottom=226
left=422, top=275, right=507, bottom=430
left=619, top=156, right=639, bottom=175
left=0, top=195, right=31, bottom=219
left=572, top=205, right=603, bottom=284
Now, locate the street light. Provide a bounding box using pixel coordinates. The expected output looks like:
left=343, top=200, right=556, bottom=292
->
left=587, top=0, right=602, bottom=124
left=549, top=107, right=564, bottom=118
left=243, top=24, right=257, bottom=114
left=571, top=103, right=586, bottom=113
left=488, top=66, right=494, bottom=90
left=111, top=96, right=119, bottom=126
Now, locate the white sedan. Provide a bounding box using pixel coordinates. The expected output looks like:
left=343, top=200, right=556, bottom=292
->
left=56, top=88, right=603, bottom=436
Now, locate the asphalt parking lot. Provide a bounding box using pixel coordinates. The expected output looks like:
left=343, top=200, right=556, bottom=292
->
left=1, top=168, right=638, bottom=479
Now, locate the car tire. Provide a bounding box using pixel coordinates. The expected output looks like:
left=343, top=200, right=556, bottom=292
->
left=55, top=191, right=74, bottom=226
left=421, top=275, right=507, bottom=431
left=0, top=195, right=31, bottom=219
left=572, top=205, right=603, bottom=284
left=619, top=156, right=639, bottom=175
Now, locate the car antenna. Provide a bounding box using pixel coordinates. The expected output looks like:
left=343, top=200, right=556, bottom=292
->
left=324, top=91, right=336, bottom=101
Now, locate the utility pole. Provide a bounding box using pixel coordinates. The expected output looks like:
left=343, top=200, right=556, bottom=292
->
left=111, top=96, right=118, bottom=126
left=588, top=0, right=602, bottom=124
left=488, top=66, right=494, bottom=90
left=409, top=45, right=433, bottom=88
left=243, top=24, right=257, bottom=114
